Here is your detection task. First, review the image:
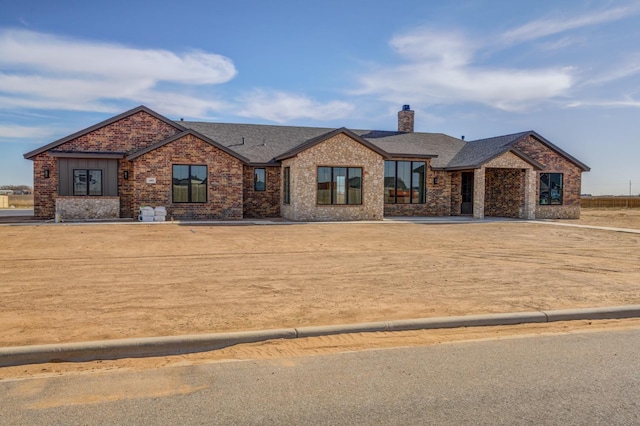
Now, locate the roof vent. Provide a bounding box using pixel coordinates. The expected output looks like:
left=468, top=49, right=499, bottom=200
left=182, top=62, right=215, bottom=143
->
left=402, top=104, right=411, bottom=111
left=461, top=135, right=465, bottom=140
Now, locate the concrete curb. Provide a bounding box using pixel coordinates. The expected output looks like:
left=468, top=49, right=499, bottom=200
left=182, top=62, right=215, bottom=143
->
left=1, top=305, right=639, bottom=368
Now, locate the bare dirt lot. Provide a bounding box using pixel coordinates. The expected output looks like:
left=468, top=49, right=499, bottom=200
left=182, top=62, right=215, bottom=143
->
left=1, top=208, right=639, bottom=378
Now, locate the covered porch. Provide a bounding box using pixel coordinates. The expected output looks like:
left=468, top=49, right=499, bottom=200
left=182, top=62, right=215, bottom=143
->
left=452, top=150, right=542, bottom=220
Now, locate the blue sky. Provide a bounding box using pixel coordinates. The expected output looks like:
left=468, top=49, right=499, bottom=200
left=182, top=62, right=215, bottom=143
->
left=1, top=0, right=640, bottom=195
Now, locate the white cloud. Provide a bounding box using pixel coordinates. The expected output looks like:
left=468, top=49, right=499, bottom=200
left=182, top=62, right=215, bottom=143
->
left=237, top=90, right=355, bottom=122
left=0, top=124, right=57, bottom=140
left=0, top=29, right=237, bottom=115
left=389, top=28, right=474, bottom=67
left=355, top=30, right=573, bottom=111
left=566, top=98, right=640, bottom=108
left=500, top=6, right=636, bottom=45
left=581, top=57, right=640, bottom=86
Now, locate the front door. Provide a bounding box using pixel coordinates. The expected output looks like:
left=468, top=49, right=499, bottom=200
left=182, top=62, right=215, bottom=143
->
left=461, top=172, right=474, bottom=215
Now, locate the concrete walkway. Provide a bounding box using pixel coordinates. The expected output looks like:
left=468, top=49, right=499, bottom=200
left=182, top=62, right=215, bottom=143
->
left=1, top=305, right=639, bottom=368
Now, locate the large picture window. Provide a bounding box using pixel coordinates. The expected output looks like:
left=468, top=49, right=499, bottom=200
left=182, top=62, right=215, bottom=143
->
left=73, top=169, right=102, bottom=196
left=539, top=173, right=563, bottom=205
left=317, top=167, right=362, bottom=205
left=172, top=165, right=207, bottom=203
left=254, top=168, right=266, bottom=191
left=384, top=161, right=425, bottom=204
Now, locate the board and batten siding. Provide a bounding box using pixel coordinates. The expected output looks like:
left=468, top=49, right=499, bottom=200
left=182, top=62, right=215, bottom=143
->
left=57, top=158, right=119, bottom=196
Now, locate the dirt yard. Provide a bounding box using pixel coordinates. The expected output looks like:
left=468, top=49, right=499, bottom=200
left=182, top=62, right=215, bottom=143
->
left=560, top=207, right=640, bottom=229
left=1, top=208, right=639, bottom=378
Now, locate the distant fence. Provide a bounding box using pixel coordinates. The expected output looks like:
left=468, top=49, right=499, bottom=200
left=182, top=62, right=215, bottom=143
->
left=581, top=197, right=640, bottom=208
left=5, top=195, right=34, bottom=209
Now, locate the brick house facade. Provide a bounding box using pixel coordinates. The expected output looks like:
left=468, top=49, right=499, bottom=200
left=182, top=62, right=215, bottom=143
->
left=24, top=105, right=590, bottom=222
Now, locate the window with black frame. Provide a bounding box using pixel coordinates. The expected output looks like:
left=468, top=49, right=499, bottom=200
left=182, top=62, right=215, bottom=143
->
left=283, top=167, right=290, bottom=204
left=539, top=173, right=563, bottom=205
left=384, top=161, right=425, bottom=204
left=172, top=165, right=207, bottom=203
left=254, top=168, right=266, bottom=191
left=317, top=166, right=362, bottom=205
left=73, top=169, right=102, bottom=196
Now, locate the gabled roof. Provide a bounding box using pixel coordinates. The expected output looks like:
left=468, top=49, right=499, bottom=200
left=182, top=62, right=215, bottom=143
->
left=25, top=106, right=590, bottom=173
left=23, top=105, right=185, bottom=160
left=127, top=129, right=251, bottom=164
left=274, top=127, right=390, bottom=161
left=178, top=121, right=453, bottom=164
left=360, top=131, right=462, bottom=166
left=446, top=131, right=590, bottom=172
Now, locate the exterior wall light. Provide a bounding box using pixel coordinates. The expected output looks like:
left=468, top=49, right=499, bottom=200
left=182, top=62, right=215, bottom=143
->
left=123, top=171, right=129, bottom=180
left=433, top=177, right=439, bottom=185
left=44, top=169, right=50, bottom=178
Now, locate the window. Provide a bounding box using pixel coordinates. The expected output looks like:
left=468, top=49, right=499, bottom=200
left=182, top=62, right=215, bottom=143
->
left=73, top=169, right=102, bottom=196
left=317, top=167, right=362, bottom=205
left=283, top=167, right=290, bottom=204
left=539, top=173, right=563, bottom=205
left=172, top=165, right=207, bottom=203
left=384, top=161, right=425, bottom=204
left=254, top=168, right=266, bottom=191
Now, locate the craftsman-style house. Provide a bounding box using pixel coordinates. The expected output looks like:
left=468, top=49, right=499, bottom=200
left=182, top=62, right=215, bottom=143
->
left=24, top=105, right=589, bottom=221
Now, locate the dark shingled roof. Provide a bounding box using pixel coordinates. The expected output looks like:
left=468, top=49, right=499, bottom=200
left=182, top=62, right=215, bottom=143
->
left=178, top=121, right=465, bottom=166
left=24, top=105, right=589, bottom=172
left=446, top=131, right=530, bottom=169
left=179, top=121, right=336, bottom=164
left=447, top=131, right=590, bottom=171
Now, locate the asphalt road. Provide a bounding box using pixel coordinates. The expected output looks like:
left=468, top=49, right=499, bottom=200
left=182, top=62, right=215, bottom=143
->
left=1, top=329, right=639, bottom=425
left=0, top=208, right=33, bottom=217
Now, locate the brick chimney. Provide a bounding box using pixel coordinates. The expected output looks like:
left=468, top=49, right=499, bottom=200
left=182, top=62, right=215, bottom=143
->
left=398, top=104, right=414, bottom=133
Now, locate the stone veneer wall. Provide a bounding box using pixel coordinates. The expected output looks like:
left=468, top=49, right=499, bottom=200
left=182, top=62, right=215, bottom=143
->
left=449, top=171, right=462, bottom=215
left=55, top=197, right=120, bottom=220
left=514, top=135, right=583, bottom=219
left=32, top=111, right=181, bottom=219
left=132, top=134, right=244, bottom=220
left=242, top=165, right=281, bottom=218
left=281, top=134, right=384, bottom=221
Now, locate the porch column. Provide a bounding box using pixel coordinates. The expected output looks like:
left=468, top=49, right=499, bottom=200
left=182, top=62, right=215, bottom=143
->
left=523, top=168, right=536, bottom=219
left=473, top=167, right=485, bottom=219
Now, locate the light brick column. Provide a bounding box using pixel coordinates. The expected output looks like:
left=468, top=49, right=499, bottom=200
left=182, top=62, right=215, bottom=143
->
left=473, top=167, right=485, bottom=219
left=523, top=169, right=536, bottom=219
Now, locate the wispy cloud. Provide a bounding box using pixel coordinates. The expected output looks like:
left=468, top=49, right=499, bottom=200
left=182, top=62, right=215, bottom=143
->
left=0, top=29, right=237, bottom=116
left=566, top=97, right=640, bottom=108
left=581, top=55, right=640, bottom=86
left=355, top=29, right=573, bottom=111
left=237, top=90, right=355, bottom=123
left=500, top=5, right=636, bottom=45
left=0, top=124, right=58, bottom=140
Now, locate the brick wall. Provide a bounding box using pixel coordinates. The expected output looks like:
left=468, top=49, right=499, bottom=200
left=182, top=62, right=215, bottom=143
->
left=514, top=135, right=583, bottom=219
left=131, top=133, right=244, bottom=220
left=482, top=151, right=536, bottom=219
left=32, top=111, right=180, bottom=219
left=32, top=154, right=58, bottom=218
left=242, top=166, right=281, bottom=218
left=383, top=160, right=451, bottom=217
left=484, top=168, right=525, bottom=218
